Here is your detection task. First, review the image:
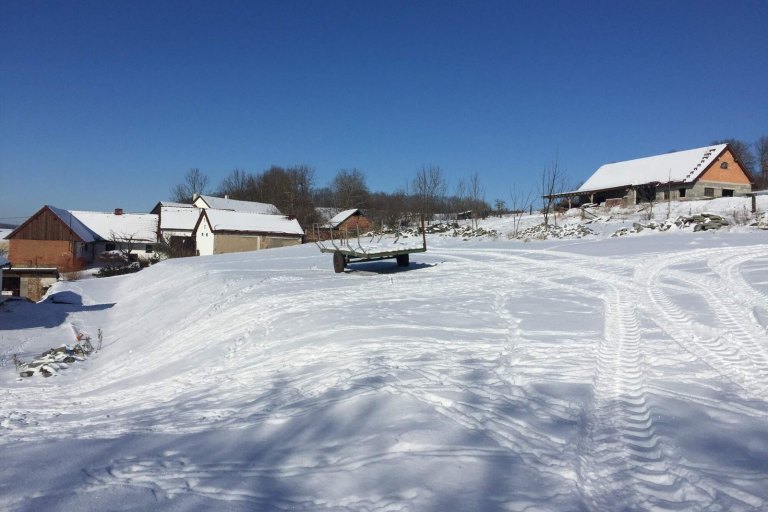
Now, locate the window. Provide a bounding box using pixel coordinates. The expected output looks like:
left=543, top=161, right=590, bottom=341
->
left=678, top=188, right=686, bottom=198
left=720, top=162, right=729, bottom=169
left=663, top=191, right=670, bottom=200
left=722, top=189, right=734, bottom=197
left=105, top=243, right=116, bottom=251
left=145, top=244, right=154, bottom=253
left=704, top=187, right=715, bottom=197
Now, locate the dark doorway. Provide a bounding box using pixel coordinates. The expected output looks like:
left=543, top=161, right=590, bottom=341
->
left=170, top=236, right=197, bottom=257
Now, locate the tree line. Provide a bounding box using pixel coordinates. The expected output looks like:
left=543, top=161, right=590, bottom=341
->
left=171, top=165, right=496, bottom=230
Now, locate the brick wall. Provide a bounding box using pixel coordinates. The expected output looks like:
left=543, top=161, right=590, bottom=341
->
left=699, top=149, right=751, bottom=185
left=9, top=240, right=73, bottom=269
left=338, top=215, right=373, bottom=232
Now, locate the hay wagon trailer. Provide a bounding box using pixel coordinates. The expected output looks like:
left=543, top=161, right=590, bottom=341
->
left=314, top=217, right=427, bottom=273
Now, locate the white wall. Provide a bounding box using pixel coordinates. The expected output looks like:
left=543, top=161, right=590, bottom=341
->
left=195, top=220, right=215, bottom=256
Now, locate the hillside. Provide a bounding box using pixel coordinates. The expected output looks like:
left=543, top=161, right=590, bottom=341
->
left=1, top=210, right=768, bottom=510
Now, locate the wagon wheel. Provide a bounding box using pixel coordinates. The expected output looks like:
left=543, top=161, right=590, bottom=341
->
left=333, top=252, right=346, bottom=273
left=396, top=253, right=410, bottom=267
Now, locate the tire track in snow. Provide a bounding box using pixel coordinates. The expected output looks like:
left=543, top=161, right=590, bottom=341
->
left=441, top=247, right=726, bottom=510
left=707, top=251, right=768, bottom=326
left=483, top=249, right=708, bottom=510
left=439, top=250, right=647, bottom=499
left=575, top=285, right=706, bottom=511
left=667, top=268, right=768, bottom=357
left=636, top=249, right=768, bottom=400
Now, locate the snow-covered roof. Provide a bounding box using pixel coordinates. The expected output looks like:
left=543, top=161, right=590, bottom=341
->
left=315, top=207, right=342, bottom=223
left=328, top=208, right=363, bottom=229
left=194, top=195, right=280, bottom=215
left=47, top=205, right=99, bottom=243
left=0, top=228, right=13, bottom=240
left=198, top=210, right=304, bottom=236
left=578, top=144, right=728, bottom=193
left=0, top=255, right=9, bottom=267
left=70, top=211, right=158, bottom=243
left=160, top=201, right=194, bottom=208
left=158, top=206, right=201, bottom=231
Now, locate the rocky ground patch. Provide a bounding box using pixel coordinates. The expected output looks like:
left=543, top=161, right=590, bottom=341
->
left=514, top=223, right=596, bottom=240
left=14, top=334, right=98, bottom=378
left=612, top=213, right=730, bottom=237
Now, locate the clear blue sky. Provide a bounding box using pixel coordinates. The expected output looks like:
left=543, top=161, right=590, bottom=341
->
left=1, top=0, right=766, bottom=222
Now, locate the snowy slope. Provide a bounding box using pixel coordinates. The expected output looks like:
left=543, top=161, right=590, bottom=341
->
left=1, top=230, right=768, bottom=511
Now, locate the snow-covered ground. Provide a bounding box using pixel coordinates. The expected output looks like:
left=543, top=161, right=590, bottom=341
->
left=1, top=200, right=768, bottom=511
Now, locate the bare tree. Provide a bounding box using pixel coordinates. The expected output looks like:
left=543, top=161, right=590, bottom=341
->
left=108, top=231, right=141, bottom=261
left=509, top=185, right=532, bottom=238
left=467, top=172, right=485, bottom=227
left=755, top=136, right=768, bottom=188
left=380, top=189, right=408, bottom=231
left=412, top=165, right=447, bottom=223
left=493, top=199, right=505, bottom=218
left=540, top=155, right=567, bottom=228
left=171, top=168, right=210, bottom=203
left=95, top=231, right=143, bottom=276
left=253, top=165, right=319, bottom=230
left=331, top=168, right=369, bottom=208
left=218, top=169, right=258, bottom=200
left=312, top=186, right=334, bottom=206
left=452, top=178, right=467, bottom=218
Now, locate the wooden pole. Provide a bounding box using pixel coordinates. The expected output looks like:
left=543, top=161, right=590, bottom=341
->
left=421, top=214, right=427, bottom=250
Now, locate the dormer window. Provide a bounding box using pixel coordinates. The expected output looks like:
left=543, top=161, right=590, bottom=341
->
left=720, top=162, right=729, bottom=169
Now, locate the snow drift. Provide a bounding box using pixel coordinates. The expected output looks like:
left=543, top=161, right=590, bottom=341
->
left=1, top=226, right=768, bottom=511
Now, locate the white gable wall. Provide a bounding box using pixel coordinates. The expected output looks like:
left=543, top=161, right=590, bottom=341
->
left=195, top=218, right=215, bottom=256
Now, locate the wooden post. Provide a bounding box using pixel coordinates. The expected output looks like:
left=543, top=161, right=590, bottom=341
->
left=421, top=214, right=427, bottom=250
left=752, top=194, right=757, bottom=213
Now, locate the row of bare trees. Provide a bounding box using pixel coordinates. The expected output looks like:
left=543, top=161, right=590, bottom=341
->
left=173, top=166, right=320, bottom=229
left=171, top=165, right=501, bottom=229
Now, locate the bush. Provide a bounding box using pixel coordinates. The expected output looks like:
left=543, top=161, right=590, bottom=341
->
left=95, top=251, right=141, bottom=278
left=96, top=261, right=141, bottom=278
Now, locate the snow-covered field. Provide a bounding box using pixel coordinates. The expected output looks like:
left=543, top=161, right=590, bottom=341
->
left=2, top=204, right=768, bottom=511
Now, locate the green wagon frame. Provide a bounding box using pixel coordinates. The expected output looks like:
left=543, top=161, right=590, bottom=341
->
left=314, top=216, right=427, bottom=273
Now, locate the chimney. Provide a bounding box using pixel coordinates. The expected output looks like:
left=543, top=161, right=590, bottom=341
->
left=114, top=208, right=123, bottom=216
